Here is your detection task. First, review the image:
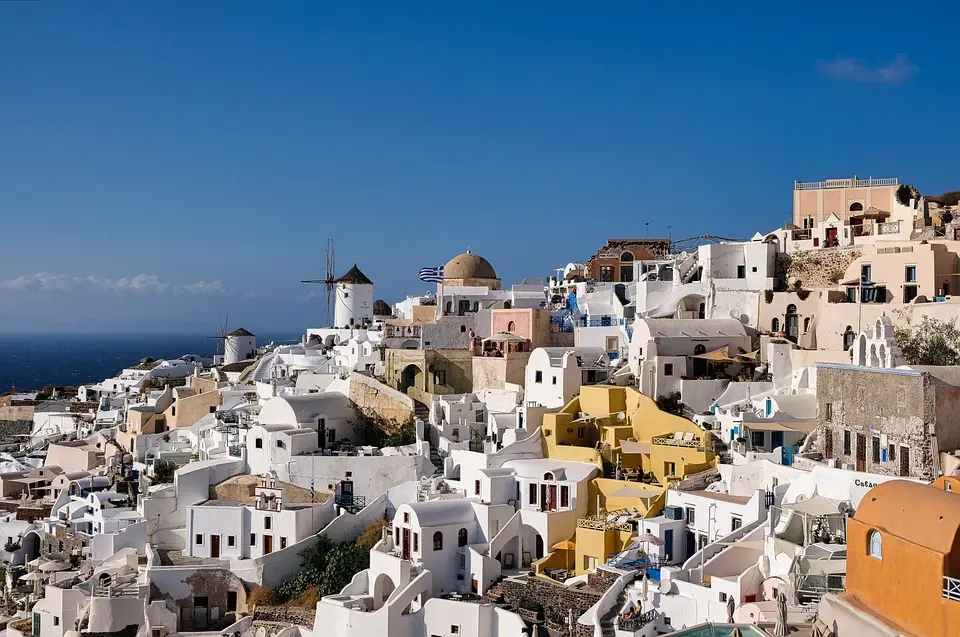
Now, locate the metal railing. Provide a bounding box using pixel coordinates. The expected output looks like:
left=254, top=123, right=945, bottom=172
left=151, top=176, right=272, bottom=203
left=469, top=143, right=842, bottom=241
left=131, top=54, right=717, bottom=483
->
left=878, top=221, right=901, bottom=235
left=795, top=177, right=898, bottom=190
left=618, top=609, right=657, bottom=632
left=652, top=435, right=713, bottom=451
left=944, top=576, right=960, bottom=601
left=335, top=494, right=366, bottom=509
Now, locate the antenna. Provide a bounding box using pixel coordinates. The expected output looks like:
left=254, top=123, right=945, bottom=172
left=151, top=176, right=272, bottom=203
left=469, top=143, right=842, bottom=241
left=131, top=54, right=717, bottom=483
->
left=301, top=238, right=337, bottom=327
left=207, top=314, right=230, bottom=359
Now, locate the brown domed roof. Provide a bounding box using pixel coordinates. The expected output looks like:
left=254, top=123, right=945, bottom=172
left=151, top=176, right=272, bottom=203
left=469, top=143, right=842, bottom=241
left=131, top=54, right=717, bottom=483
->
left=337, top=264, right=373, bottom=285
left=444, top=249, right=497, bottom=280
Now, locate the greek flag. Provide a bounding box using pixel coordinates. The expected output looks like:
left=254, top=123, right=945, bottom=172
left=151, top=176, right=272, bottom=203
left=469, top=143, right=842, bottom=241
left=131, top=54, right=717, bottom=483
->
left=419, top=266, right=444, bottom=283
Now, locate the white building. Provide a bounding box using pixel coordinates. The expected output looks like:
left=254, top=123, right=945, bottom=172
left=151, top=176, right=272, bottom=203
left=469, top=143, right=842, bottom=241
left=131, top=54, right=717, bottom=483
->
left=629, top=318, right=753, bottom=398
left=524, top=347, right=611, bottom=409
left=186, top=474, right=334, bottom=559
left=223, top=328, right=257, bottom=365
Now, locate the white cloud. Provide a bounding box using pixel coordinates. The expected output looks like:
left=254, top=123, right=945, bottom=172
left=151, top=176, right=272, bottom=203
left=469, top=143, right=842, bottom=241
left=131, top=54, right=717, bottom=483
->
left=818, top=54, right=916, bottom=84
left=0, top=272, right=226, bottom=296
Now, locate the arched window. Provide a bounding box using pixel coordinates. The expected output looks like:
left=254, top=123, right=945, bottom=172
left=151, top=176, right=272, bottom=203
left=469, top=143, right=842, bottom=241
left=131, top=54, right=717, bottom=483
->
left=772, top=318, right=780, bottom=332
left=620, top=252, right=635, bottom=262
left=843, top=326, right=855, bottom=350
left=786, top=304, right=797, bottom=314
left=472, top=301, right=479, bottom=312
left=850, top=202, right=864, bottom=212
left=543, top=472, right=555, bottom=481
left=503, top=301, right=512, bottom=310
left=444, top=301, right=452, bottom=313
left=868, top=530, right=882, bottom=559
left=803, top=317, right=811, bottom=332
left=433, top=531, right=443, bottom=551
left=458, top=528, right=468, bottom=547
left=694, top=344, right=706, bottom=355
left=507, top=321, right=517, bottom=333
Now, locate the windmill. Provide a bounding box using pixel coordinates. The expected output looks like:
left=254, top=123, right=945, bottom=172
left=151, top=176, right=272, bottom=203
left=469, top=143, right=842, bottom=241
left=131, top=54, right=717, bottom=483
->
left=207, top=315, right=230, bottom=361
left=301, top=238, right=337, bottom=327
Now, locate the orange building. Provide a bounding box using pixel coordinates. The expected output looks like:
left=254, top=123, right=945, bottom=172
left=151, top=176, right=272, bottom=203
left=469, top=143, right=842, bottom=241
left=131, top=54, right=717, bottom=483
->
left=584, top=239, right=670, bottom=283
left=838, top=479, right=960, bottom=636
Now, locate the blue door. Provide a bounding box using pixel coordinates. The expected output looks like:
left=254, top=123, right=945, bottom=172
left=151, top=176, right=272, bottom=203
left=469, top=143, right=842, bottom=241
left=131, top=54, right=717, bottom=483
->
left=771, top=431, right=784, bottom=450
left=781, top=445, right=794, bottom=466
left=663, top=529, right=674, bottom=562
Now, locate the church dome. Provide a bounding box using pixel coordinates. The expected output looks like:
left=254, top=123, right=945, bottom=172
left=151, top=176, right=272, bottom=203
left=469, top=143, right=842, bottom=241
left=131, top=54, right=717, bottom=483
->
left=444, top=249, right=497, bottom=281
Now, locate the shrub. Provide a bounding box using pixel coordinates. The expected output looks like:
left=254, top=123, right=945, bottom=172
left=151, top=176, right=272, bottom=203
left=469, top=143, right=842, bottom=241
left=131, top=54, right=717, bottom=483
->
left=655, top=392, right=683, bottom=416
left=356, top=519, right=388, bottom=550
left=764, top=290, right=774, bottom=304
left=248, top=585, right=277, bottom=607
left=290, top=586, right=319, bottom=609
left=797, top=289, right=811, bottom=300
left=895, top=316, right=960, bottom=366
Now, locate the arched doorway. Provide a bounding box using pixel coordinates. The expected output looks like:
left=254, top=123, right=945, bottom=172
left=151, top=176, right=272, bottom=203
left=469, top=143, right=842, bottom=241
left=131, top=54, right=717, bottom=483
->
left=372, top=573, right=396, bottom=608
left=535, top=534, right=544, bottom=560
left=785, top=304, right=799, bottom=342
left=693, top=344, right=707, bottom=377
left=399, top=365, right=422, bottom=394
left=620, top=252, right=634, bottom=282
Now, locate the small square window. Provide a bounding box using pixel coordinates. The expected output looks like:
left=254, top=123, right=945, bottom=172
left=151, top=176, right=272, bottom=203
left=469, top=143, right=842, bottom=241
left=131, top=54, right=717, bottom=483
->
left=250, top=533, right=256, bottom=546
left=664, top=363, right=674, bottom=376
left=751, top=266, right=758, bottom=273
left=451, top=627, right=460, bottom=634
left=255, top=438, right=263, bottom=449
left=535, top=371, right=543, bottom=383
left=264, top=516, right=272, bottom=530
left=53, top=617, right=60, bottom=627
left=227, top=536, right=236, bottom=547
left=552, top=376, right=557, bottom=385
left=345, top=471, right=352, bottom=478
left=195, top=534, right=203, bottom=545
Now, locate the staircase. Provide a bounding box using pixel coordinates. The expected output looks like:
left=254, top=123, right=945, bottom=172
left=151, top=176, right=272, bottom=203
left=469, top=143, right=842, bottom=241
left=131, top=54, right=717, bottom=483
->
left=483, top=577, right=506, bottom=604
left=598, top=584, right=631, bottom=637
left=414, top=401, right=442, bottom=475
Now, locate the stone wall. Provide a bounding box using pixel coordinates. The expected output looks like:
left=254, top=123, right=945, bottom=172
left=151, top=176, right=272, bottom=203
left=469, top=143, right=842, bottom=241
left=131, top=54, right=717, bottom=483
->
left=781, top=248, right=861, bottom=289
left=816, top=365, right=935, bottom=479
left=500, top=575, right=602, bottom=637
left=252, top=606, right=316, bottom=628
left=0, top=500, right=51, bottom=522
left=348, top=373, right=414, bottom=424
left=38, top=525, right=89, bottom=563
left=0, top=420, right=32, bottom=443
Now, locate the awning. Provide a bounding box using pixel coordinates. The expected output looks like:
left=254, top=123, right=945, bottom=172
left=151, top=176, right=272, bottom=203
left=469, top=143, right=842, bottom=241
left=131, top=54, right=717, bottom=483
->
left=853, top=207, right=890, bottom=220
left=783, top=494, right=844, bottom=516
left=742, top=420, right=817, bottom=433
left=692, top=345, right=759, bottom=364
left=609, top=486, right=661, bottom=500
left=483, top=332, right=526, bottom=343
left=620, top=440, right=651, bottom=454
left=839, top=278, right=887, bottom=286
left=803, top=559, right=847, bottom=576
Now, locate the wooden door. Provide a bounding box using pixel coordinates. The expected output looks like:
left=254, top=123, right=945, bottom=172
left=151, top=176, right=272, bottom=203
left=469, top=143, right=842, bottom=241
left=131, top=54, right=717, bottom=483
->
left=856, top=433, right=866, bottom=472
left=900, top=446, right=910, bottom=477
left=402, top=528, right=411, bottom=560
left=211, top=535, right=220, bottom=559
left=263, top=535, right=273, bottom=555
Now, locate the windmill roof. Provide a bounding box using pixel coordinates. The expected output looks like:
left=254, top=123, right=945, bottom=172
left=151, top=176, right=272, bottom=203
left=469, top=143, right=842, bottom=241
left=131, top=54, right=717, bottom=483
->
left=337, top=265, right=373, bottom=285
left=228, top=328, right=255, bottom=337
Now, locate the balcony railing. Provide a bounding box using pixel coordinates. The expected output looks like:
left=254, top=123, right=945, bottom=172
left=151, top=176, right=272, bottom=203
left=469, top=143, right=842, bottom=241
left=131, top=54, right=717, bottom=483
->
left=618, top=609, right=657, bottom=632
left=878, top=221, right=901, bottom=235
left=791, top=229, right=812, bottom=241
left=652, top=435, right=713, bottom=451
left=795, top=177, right=898, bottom=190
left=335, top=494, right=366, bottom=509
left=944, top=576, right=960, bottom=601
left=577, top=516, right=632, bottom=532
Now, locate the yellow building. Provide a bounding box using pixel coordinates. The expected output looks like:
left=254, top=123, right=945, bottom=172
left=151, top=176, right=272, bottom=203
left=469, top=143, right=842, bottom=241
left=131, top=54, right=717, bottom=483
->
left=542, top=385, right=716, bottom=574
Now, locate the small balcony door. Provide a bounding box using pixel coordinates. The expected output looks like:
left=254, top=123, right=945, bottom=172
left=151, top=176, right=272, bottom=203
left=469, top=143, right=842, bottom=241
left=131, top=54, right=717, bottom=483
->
left=263, top=535, right=273, bottom=555
left=211, top=535, right=220, bottom=559
left=402, top=528, right=411, bottom=560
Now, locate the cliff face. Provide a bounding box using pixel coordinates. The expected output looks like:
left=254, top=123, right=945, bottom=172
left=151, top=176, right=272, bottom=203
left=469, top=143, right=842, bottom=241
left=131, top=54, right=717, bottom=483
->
left=779, top=248, right=862, bottom=289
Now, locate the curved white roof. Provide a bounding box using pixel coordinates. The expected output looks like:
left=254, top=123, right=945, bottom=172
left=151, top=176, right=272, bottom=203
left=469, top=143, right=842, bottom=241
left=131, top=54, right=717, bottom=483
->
left=404, top=499, right=478, bottom=528
left=258, top=393, right=355, bottom=428
left=634, top=318, right=748, bottom=338
left=502, top=458, right=598, bottom=483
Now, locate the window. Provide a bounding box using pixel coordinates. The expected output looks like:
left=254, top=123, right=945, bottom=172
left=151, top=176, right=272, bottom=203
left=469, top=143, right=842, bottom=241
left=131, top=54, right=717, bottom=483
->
left=599, top=266, right=614, bottom=282
left=888, top=444, right=896, bottom=462
left=737, top=265, right=746, bottom=279
left=529, top=483, right=537, bottom=505
left=171, top=406, right=176, bottom=416
left=872, top=436, right=880, bottom=463
left=460, top=325, right=466, bottom=333
left=280, top=537, right=287, bottom=549
left=731, top=516, right=742, bottom=531
left=824, top=403, right=832, bottom=422
left=433, top=531, right=443, bottom=551
left=868, top=530, right=882, bottom=559
left=771, top=318, right=780, bottom=332
left=276, top=440, right=285, bottom=449
left=664, top=363, right=674, bottom=376
left=846, top=287, right=857, bottom=303
left=227, top=591, right=238, bottom=612
left=577, top=427, right=585, bottom=438
left=195, top=534, right=203, bottom=545
left=685, top=507, right=696, bottom=525
left=227, top=535, right=236, bottom=547
left=209, top=405, right=217, bottom=414
left=404, top=512, right=410, bottom=523
left=905, top=266, right=917, bottom=282
left=474, top=480, right=481, bottom=495
left=843, top=327, right=855, bottom=350
left=413, top=533, right=419, bottom=552
left=843, top=430, right=851, bottom=455
left=451, top=627, right=460, bottom=635
left=255, top=438, right=263, bottom=449
left=803, top=317, right=810, bottom=332
left=751, top=430, right=765, bottom=448
left=535, top=371, right=543, bottom=383
left=850, top=202, right=864, bottom=212
left=752, top=266, right=758, bottom=272
left=327, top=429, right=336, bottom=443
left=719, top=592, right=728, bottom=602
left=824, top=427, right=833, bottom=459
left=250, top=533, right=256, bottom=546
left=346, top=471, right=352, bottom=478
left=560, top=485, right=570, bottom=508
left=264, top=516, right=272, bottom=530
left=552, top=376, right=557, bottom=385
left=458, top=528, right=468, bottom=547
left=435, top=370, right=446, bottom=385
left=861, top=264, right=872, bottom=282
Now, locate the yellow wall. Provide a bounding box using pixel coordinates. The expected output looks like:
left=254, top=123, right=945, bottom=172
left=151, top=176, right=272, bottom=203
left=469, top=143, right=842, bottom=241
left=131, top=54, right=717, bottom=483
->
left=574, top=524, right=633, bottom=575
left=164, top=389, right=221, bottom=429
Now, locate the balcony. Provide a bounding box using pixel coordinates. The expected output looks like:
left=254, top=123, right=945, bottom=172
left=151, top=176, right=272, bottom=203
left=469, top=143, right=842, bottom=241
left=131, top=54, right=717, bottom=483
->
left=335, top=494, right=366, bottom=510
left=577, top=515, right=632, bottom=532
left=791, top=229, right=812, bottom=241
left=618, top=609, right=657, bottom=632
left=652, top=435, right=713, bottom=452
left=795, top=177, right=898, bottom=190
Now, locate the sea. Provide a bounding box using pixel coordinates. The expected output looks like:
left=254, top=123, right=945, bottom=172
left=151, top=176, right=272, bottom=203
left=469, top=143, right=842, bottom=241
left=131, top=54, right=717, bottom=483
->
left=0, top=333, right=302, bottom=391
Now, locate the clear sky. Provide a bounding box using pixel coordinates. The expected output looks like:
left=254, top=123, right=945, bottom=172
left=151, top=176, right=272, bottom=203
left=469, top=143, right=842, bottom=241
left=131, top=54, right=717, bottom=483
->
left=2, top=1, right=957, bottom=334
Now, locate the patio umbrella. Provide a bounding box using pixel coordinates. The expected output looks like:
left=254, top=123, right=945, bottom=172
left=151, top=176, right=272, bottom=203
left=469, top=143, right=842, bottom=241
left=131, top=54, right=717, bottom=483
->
left=19, top=572, right=47, bottom=581
left=773, top=588, right=790, bottom=636
left=727, top=594, right=736, bottom=623
left=632, top=533, right=664, bottom=547
left=39, top=561, right=70, bottom=572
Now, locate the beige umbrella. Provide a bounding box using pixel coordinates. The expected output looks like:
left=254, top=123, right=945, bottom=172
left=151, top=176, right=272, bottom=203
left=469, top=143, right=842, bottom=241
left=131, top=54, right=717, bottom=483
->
left=19, top=572, right=47, bottom=581
left=640, top=572, right=649, bottom=614
left=773, top=588, right=790, bottom=636
left=39, top=561, right=70, bottom=572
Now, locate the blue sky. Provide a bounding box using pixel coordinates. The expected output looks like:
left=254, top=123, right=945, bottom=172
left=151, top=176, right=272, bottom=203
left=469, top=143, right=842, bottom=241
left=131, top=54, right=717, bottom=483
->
left=1, top=1, right=957, bottom=333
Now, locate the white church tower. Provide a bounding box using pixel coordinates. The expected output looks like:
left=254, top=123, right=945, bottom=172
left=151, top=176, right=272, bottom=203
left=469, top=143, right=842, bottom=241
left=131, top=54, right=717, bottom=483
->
left=335, top=265, right=374, bottom=328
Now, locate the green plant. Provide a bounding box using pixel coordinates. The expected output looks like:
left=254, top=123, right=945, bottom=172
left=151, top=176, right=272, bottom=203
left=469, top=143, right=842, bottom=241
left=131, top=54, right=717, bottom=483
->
left=152, top=459, right=176, bottom=484
left=276, top=536, right=370, bottom=601
left=248, top=585, right=276, bottom=607
left=797, top=289, right=811, bottom=300
left=764, top=290, right=774, bottom=304
left=896, top=184, right=915, bottom=207
left=655, top=392, right=683, bottom=416
left=894, top=316, right=960, bottom=366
